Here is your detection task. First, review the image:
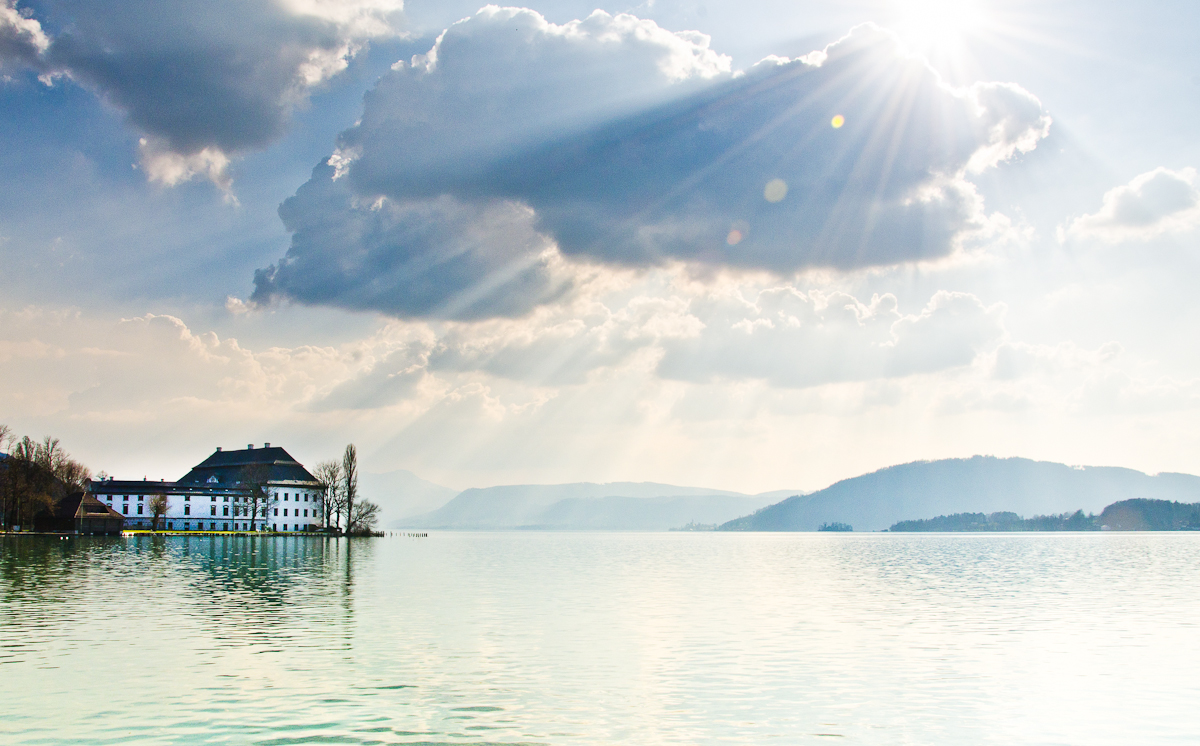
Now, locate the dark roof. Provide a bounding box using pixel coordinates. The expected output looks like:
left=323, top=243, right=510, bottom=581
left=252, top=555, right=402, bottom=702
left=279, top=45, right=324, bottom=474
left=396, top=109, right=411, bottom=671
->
left=177, top=446, right=318, bottom=486
left=90, top=480, right=178, bottom=494
left=49, top=492, right=123, bottom=521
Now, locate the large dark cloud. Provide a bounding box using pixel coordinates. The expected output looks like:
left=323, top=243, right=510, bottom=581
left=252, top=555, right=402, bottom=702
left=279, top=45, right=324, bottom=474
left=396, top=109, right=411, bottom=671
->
left=252, top=162, right=569, bottom=320
left=257, top=8, right=1049, bottom=319
left=2, top=0, right=404, bottom=184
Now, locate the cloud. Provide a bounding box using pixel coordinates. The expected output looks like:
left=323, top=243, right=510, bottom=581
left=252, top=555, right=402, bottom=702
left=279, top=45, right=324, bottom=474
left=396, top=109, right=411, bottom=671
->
left=0, top=1, right=49, bottom=73
left=657, top=288, right=1006, bottom=387
left=2, top=0, right=405, bottom=187
left=302, top=269, right=1008, bottom=401
left=1065, top=167, right=1200, bottom=243
left=257, top=10, right=1048, bottom=319
left=251, top=161, right=572, bottom=320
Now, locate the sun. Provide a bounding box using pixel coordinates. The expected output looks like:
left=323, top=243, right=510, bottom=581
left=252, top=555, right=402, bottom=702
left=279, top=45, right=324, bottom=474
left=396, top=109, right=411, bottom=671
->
left=888, top=0, right=990, bottom=56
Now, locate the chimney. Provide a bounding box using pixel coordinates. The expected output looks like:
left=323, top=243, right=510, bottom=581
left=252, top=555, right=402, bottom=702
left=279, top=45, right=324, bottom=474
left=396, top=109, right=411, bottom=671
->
left=248, top=444, right=254, bottom=450
left=216, top=446, right=222, bottom=452
left=264, top=442, right=271, bottom=448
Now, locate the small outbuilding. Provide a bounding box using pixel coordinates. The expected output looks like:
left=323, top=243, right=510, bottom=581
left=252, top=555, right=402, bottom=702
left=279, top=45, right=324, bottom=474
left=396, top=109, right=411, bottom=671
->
left=34, top=492, right=126, bottom=535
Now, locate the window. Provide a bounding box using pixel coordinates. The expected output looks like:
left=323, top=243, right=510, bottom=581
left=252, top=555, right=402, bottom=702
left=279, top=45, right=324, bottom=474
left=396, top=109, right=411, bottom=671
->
left=184, top=505, right=191, bottom=516
left=137, top=505, right=143, bottom=515
left=138, top=495, right=144, bottom=501
left=283, top=508, right=288, bottom=517
left=223, top=506, right=229, bottom=516
left=273, top=508, right=278, bottom=516
left=211, top=496, right=216, bottom=502
left=284, top=493, right=288, bottom=501
left=123, top=495, right=129, bottom=501
left=223, top=496, right=229, bottom=502
left=272, top=524, right=277, bottom=531
left=304, top=494, right=309, bottom=502
left=122, top=505, right=128, bottom=514
left=167, top=522, right=173, bottom=530
left=223, top=523, right=228, bottom=530
left=303, top=510, right=308, bottom=517
left=210, top=506, right=216, bottom=516
left=184, top=496, right=190, bottom=502
left=283, top=524, right=288, bottom=531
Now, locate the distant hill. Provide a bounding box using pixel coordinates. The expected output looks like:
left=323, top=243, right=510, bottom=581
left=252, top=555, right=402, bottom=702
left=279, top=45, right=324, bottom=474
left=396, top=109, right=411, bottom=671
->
left=1098, top=498, right=1200, bottom=531
left=357, top=469, right=459, bottom=529
left=718, top=456, right=1200, bottom=532
left=889, top=499, right=1200, bottom=532
left=396, top=482, right=796, bottom=530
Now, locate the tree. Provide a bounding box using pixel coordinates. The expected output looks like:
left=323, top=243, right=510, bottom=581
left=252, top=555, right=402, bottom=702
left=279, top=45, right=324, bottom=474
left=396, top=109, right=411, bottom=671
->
left=348, top=499, right=380, bottom=536
left=342, top=444, right=357, bottom=534
left=148, top=493, right=169, bottom=531
left=238, top=463, right=275, bottom=532
left=6, top=436, right=55, bottom=530
left=312, top=459, right=343, bottom=531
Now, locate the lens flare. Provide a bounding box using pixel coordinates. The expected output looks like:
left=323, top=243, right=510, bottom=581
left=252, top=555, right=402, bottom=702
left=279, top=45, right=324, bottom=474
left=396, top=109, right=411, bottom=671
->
left=831, top=114, right=845, bottom=128
left=726, top=229, right=743, bottom=245
left=763, top=179, right=788, bottom=203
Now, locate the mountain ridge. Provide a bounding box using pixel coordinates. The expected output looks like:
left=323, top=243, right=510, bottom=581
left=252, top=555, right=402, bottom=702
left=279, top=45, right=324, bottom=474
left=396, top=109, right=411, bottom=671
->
left=395, top=481, right=800, bottom=530
left=718, top=456, right=1200, bottom=532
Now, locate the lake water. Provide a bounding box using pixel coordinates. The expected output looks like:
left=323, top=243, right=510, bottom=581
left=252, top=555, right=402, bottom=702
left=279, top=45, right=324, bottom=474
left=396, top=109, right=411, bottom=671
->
left=2, top=532, right=1198, bottom=745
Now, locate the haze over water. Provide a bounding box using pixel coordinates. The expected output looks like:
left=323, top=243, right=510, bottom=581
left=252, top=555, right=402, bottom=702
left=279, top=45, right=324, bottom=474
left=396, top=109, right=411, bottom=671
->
left=2, top=533, right=1198, bottom=745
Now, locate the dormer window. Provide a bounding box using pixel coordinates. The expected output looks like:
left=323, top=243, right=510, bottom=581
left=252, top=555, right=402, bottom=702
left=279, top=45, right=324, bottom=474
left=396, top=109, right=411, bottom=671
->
left=207, top=476, right=219, bottom=484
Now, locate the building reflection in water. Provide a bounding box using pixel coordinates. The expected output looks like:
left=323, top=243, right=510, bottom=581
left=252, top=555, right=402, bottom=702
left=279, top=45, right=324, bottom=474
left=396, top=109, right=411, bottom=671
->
left=0, top=535, right=376, bottom=655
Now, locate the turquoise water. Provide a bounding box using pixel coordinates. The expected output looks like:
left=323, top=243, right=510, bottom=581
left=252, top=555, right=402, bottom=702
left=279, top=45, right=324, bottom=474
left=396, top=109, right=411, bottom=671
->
left=2, top=532, right=1199, bottom=744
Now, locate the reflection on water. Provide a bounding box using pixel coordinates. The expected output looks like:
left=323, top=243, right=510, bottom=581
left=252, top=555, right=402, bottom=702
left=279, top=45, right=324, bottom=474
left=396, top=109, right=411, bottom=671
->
left=2, top=533, right=1200, bottom=745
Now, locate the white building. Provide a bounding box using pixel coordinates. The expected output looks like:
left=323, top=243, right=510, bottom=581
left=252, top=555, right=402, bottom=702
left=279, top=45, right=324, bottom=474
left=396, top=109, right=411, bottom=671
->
left=88, top=443, right=324, bottom=532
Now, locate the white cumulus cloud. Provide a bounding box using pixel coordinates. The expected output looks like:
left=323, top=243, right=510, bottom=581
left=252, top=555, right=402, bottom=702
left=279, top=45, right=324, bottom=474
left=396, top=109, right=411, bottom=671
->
left=1065, top=167, right=1200, bottom=243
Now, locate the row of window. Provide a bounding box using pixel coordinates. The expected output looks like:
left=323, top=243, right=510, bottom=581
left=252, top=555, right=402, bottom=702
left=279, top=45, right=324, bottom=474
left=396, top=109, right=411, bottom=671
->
left=98, top=491, right=320, bottom=503
left=107, top=502, right=316, bottom=517
left=123, top=521, right=314, bottom=531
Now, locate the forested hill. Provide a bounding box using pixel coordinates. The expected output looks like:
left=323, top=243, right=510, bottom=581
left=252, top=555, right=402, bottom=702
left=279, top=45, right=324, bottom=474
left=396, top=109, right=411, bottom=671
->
left=717, top=456, right=1200, bottom=532
left=889, top=499, right=1200, bottom=531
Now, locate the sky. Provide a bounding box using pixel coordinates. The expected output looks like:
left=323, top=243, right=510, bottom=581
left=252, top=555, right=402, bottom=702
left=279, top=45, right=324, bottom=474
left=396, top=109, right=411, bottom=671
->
left=2, top=0, right=1199, bottom=493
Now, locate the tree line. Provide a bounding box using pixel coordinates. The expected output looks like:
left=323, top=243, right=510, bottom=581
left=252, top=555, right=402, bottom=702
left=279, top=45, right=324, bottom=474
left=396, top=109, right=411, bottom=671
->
left=0, top=424, right=92, bottom=531
left=887, top=499, right=1200, bottom=532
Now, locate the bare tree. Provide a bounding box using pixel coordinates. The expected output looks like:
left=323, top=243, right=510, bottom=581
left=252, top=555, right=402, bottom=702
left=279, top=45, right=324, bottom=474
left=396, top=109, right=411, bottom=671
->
left=342, top=444, right=357, bottom=534
left=348, top=499, right=380, bottom=535
left=0, top=427, right=92, bottom=531
left=55, top=458, right=92, bottom=493
left=0, top=424, right=13, bottom=529
left=312, top=459, right=342, bottom=531
left=239, top=463, right=275, bottom=532
left=9, top=436, right=54, bottom=530
left=148, top=493, right=169, bottom=532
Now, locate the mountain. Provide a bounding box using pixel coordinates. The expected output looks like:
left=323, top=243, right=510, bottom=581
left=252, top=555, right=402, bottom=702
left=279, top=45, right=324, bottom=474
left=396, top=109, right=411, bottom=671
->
left=357, top=469, right=459, bottom=529
left=396, top=482, right=795, bottom=530
left=719, top=456, right=1200, bottom=532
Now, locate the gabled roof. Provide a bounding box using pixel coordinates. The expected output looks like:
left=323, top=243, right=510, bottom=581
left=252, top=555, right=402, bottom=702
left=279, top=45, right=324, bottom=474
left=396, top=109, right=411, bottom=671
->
left=177, top=446, right=318, bottom=485
left=75, top=493, right=124, bottom=520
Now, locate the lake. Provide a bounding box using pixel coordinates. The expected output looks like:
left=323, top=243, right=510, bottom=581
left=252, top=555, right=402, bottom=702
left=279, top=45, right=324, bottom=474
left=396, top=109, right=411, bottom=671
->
left=2, top=532, right=1198, bottom=744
